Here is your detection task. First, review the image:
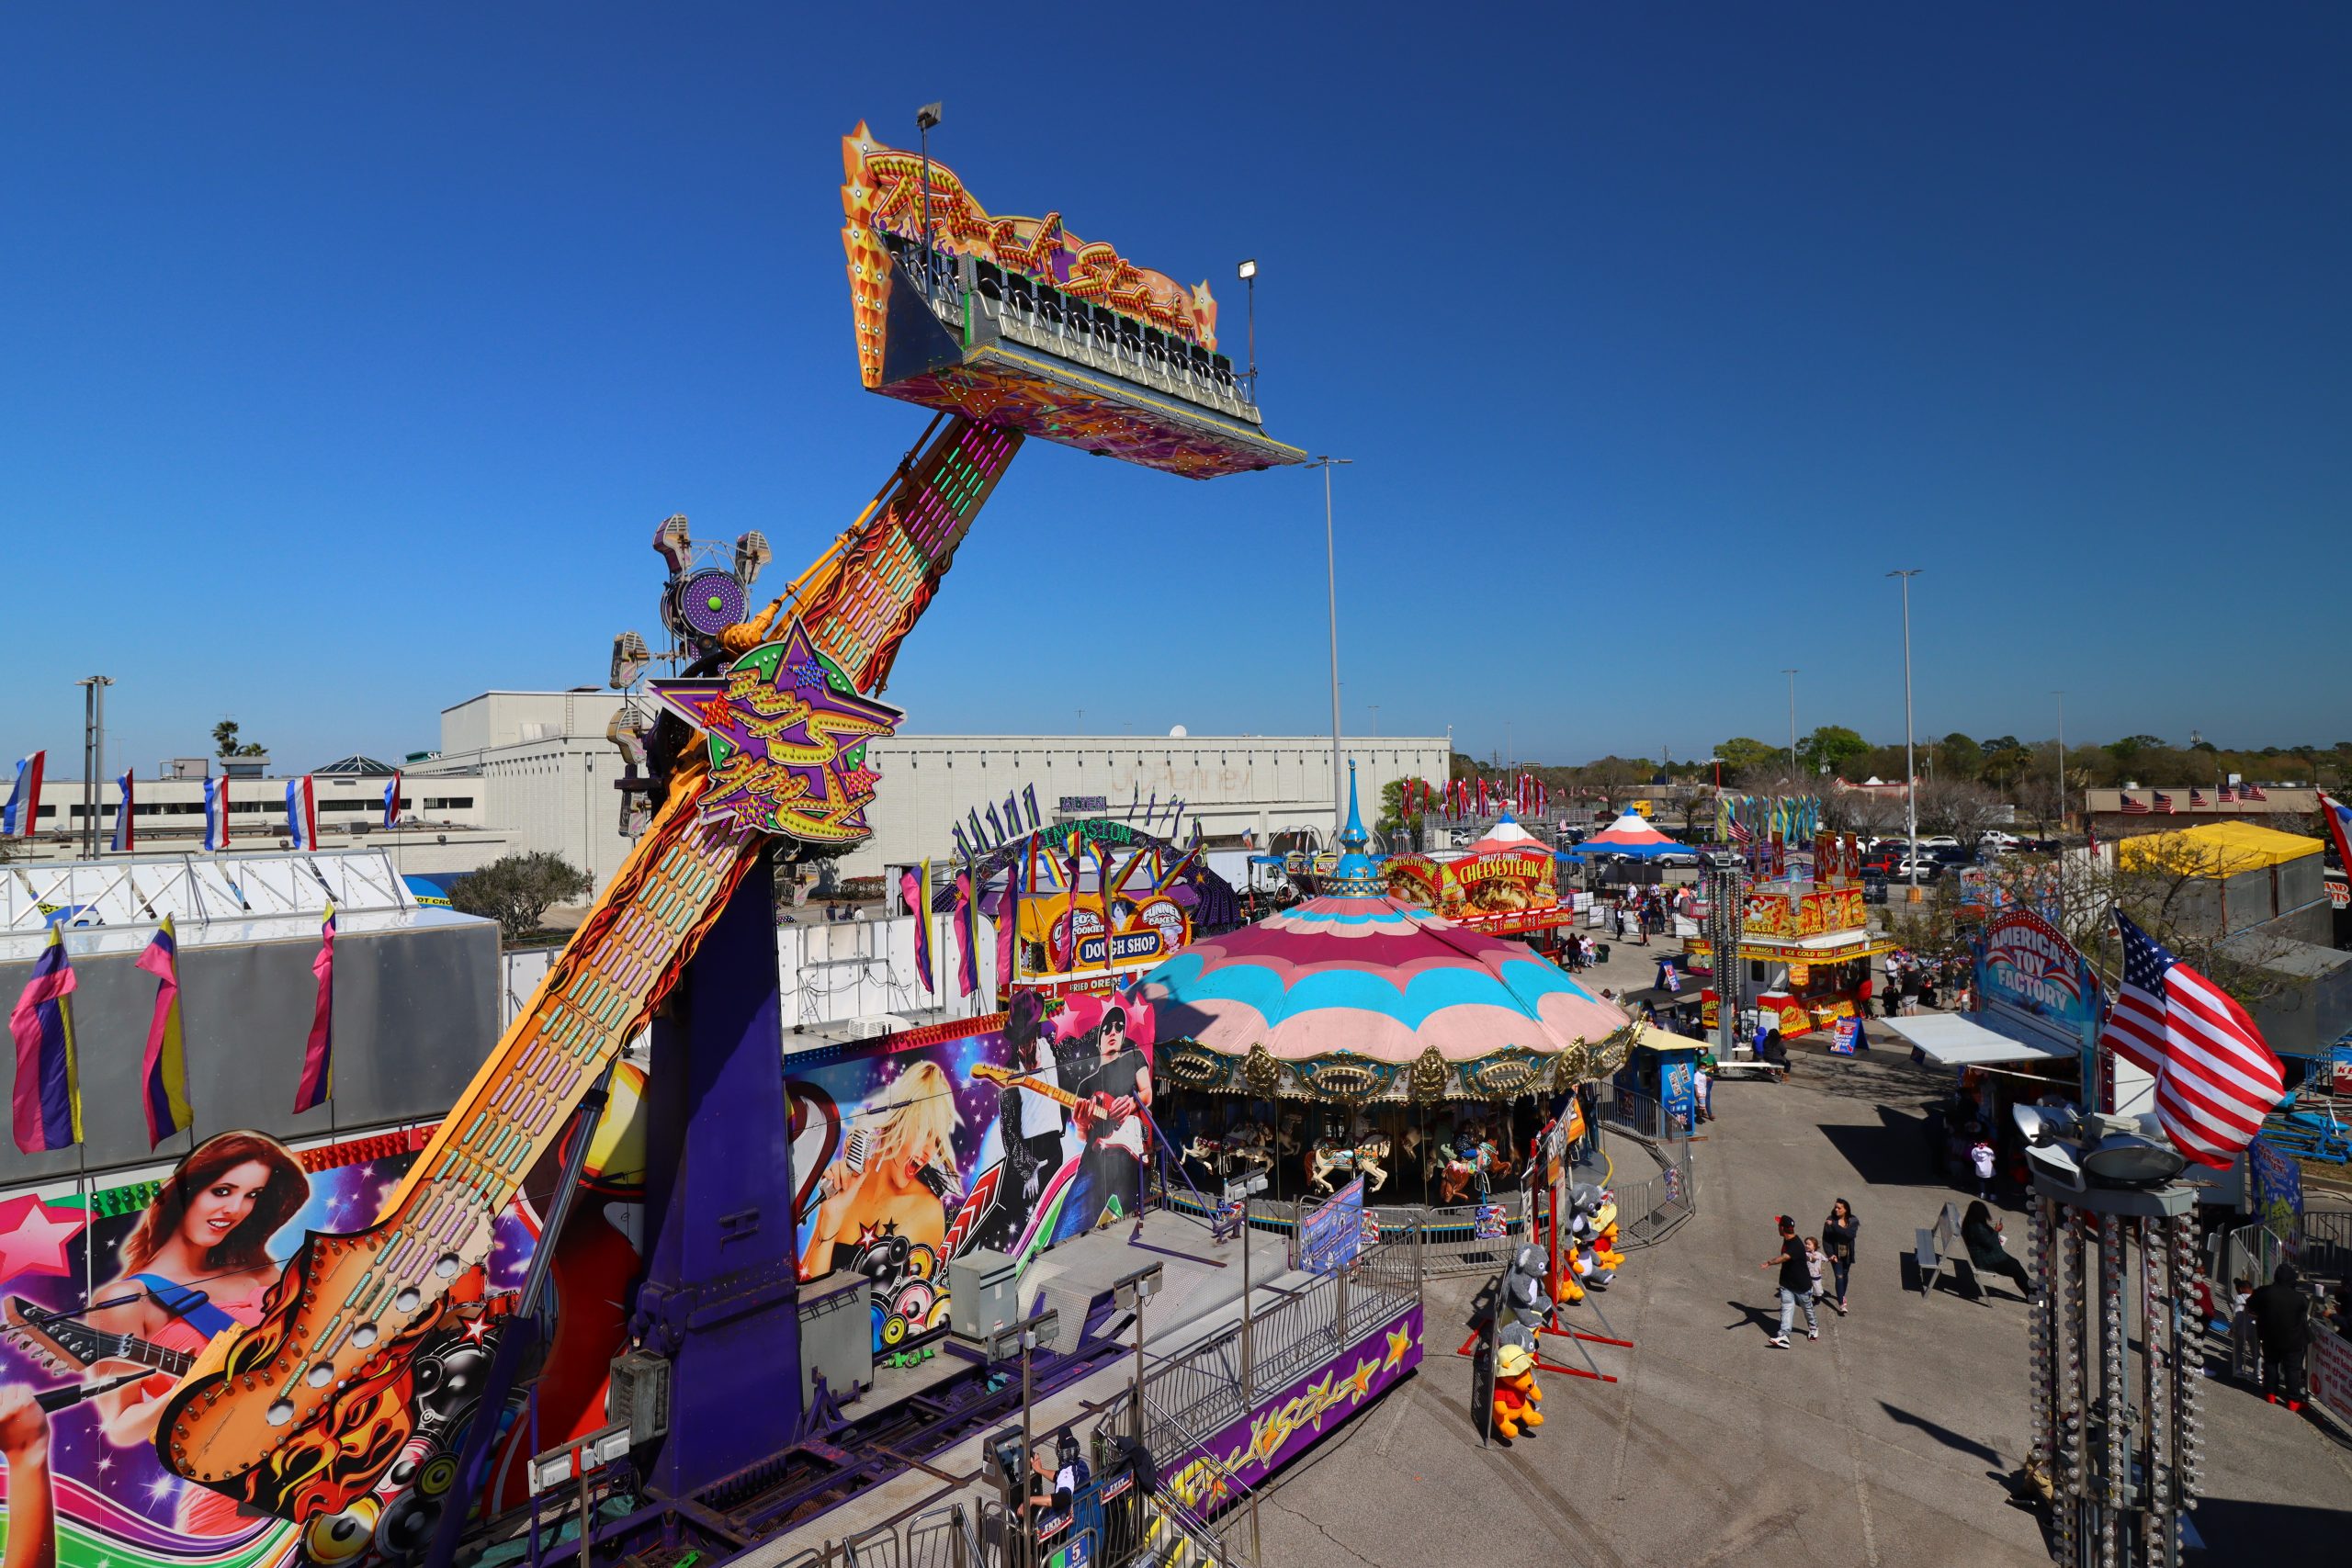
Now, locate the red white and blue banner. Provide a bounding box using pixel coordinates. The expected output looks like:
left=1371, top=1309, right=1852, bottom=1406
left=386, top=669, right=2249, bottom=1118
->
left=383, top=770, right=402, bottom=829
left=286, top=774, right=320, bottom=851
left=2, top=750, right=43, bottom=837
left=203, top=776, right=233, bottom=851
left=9, top=926, right=82, bottom=1152
left=111, top=767, right=135, bottom=852
left=2319, top=791, right=2352, bottom=881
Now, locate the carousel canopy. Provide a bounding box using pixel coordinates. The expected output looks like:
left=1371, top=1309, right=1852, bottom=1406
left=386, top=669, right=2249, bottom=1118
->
left=1567, top=810, right=1689, bottom=859
left=1140, top=770, right=1630, bottom=1101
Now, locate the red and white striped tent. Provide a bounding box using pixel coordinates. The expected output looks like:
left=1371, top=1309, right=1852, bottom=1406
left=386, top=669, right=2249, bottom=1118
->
left=1572, top=810, right=1689, bottom=859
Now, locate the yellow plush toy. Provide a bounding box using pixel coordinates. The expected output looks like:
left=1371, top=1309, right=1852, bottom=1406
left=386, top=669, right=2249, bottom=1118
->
left=1491, top=1342, right=1545, bottom=1438
left=1592, top=1202, right=1625, bottom=1272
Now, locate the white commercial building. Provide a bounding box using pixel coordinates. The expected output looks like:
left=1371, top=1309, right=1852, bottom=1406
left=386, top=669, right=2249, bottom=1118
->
left=413, top=691, right=1450, bottom=884
left=17, top=694, right=1450, bottom=895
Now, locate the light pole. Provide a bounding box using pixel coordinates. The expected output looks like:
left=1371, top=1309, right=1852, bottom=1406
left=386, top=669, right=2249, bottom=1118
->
left=76, top=676, right=113, bottom=860
left=1306, top=457, right=1352, bottom=835
left=915, top=102, right=943, bottom=295
left=1888, top=570, right=1922, bottom=898
left=1781, top=669, right=1799, bottom=770
left=1367, top=704, right=1379, bottom=738
left=1237, top=259, right=1258, bottom=398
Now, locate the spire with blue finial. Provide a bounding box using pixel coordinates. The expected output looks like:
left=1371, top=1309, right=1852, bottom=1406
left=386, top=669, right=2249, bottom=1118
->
left=1327, top=761, right=1385, bottom=896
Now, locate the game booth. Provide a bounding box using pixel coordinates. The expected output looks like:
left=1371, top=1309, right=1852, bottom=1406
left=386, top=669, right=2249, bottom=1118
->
left=1380, top=811, right=1582, bottom=958
left=924, top=811, right=1239, bottom=1006
left=1140, top=775, right=1635, bottom=1216
left=1689, top=876, right=1897, bottom=1039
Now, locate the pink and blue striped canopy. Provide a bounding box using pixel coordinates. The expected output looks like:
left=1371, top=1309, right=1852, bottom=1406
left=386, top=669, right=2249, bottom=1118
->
left=1141, top=894, right=1628, bottom=1064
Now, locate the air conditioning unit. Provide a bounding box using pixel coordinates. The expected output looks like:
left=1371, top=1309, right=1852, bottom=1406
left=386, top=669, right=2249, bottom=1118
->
left=605, top=1349, right=671, bottom=1443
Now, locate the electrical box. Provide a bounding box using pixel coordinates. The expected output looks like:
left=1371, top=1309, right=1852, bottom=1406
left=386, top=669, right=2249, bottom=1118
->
left=948, top=1247, right=1022, bottom=1343
left=605, top=1349, right=672, bottom=1444
left=797, top=1270, right=874, bottom=1402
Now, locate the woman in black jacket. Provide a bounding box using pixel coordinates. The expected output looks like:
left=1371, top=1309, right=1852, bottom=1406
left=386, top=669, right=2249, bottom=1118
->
left=1821, top=1199, right=1859, bottom=1314
left=1961, top=1201, right=2032, bottom=1297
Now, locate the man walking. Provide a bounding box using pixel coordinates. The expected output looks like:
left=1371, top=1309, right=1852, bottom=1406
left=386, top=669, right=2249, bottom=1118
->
left=2247, top=1263, right=2313, bottom=1411
left=1759, top=1215, right=1818, bottom=1347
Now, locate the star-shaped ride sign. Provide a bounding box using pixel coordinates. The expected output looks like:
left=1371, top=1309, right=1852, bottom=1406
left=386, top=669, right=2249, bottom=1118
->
left=0, top=1191, right=88, bottom=1280
left=650, top=618, right=904, bottom=848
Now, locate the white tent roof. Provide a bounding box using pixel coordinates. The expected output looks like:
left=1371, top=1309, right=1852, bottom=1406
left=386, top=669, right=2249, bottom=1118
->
left=1464, top=813, right=1543, bottom=852
left=1879, top=1012, right=2071, bottom=1066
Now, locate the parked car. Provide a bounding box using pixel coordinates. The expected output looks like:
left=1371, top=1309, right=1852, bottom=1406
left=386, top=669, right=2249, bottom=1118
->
left=1653, top=848, right=1701, bottom=867
left=1918, top=834, right=1961, bottom=849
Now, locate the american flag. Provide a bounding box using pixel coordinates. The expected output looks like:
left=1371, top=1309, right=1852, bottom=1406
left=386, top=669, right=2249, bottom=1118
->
left=2219, top=784, right=2235, bottom=803
left=2241, top=783, right=2267, bottom=801
left=2189, top=788, right=2208, bottom=807
left=2151, top=791, right=2176, bottom=814
left=2120, top=793, right=2149, bottom=815
left=2098, top=912, right=2285, bottom=1168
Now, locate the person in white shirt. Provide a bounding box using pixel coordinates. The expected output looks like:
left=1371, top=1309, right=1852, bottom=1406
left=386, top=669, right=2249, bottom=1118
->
left=1970, top=1138, right=1997, bottom=1201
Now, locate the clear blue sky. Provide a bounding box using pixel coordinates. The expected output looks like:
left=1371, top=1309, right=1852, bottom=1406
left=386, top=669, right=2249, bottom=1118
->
left=5, top=5, right=2347, bottom=776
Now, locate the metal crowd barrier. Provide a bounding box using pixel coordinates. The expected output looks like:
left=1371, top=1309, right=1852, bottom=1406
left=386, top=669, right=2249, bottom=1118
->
left=1611, top=1133, right=1697, bottom=1248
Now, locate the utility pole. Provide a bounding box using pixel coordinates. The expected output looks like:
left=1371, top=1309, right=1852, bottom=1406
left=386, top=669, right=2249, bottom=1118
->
left=1782, top=670, right=1799, bottom=770
left=1888, top=571, right=1922, bottom=899
left=2052, top=690, right=2066, bottom=828
left=1306, top=457, right=1352, bottom=835
left=76, top=676, right=113, bottom=859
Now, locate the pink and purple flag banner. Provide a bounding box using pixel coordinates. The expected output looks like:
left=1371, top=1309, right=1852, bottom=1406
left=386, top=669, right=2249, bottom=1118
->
left=135, top=916, right=192, bottom=1146
left=9, top=926, right=81, bottom=1152
left=293, top=907, right=336, bottom=1112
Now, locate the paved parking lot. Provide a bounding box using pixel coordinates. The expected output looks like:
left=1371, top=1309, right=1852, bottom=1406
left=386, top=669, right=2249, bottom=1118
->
left=1248, top=1043, right=2352, bottom=1567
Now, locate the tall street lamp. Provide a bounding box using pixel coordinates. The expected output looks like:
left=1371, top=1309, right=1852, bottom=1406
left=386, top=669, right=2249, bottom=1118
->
left=76, top=675, right=113, bottom=860
left=1888, top=570, right=1922, bottom=898
left=1237, top=258, right=1258, bottom=398
left=1306, top=457, right=1352, bottom=835
left=1782, top=669, right=1799, bottom=770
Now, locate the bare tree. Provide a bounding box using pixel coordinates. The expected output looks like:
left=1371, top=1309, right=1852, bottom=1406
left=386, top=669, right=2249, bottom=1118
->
left=1912, top=778, right=2004, bottom=840
left=1826, top=787, right=1907, bottom=839
left=2011, top=774, right=2066, bottom=838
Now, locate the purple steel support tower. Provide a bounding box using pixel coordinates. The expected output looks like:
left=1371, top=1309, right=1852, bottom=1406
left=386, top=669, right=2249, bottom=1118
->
left=632, top=840, right=805, bottom=1494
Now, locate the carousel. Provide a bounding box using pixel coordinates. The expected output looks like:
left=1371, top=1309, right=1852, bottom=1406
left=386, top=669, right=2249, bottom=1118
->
left=1140, top=769, right=1634, bottom=1208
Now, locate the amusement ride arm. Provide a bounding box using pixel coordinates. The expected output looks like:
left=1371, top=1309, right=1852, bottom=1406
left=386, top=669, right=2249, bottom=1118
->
left=158, top=416, right=1023, bottom=1518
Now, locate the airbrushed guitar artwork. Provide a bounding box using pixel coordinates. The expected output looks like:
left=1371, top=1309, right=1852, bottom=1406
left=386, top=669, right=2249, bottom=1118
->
left=151, top=121, right=1290, bottom=1526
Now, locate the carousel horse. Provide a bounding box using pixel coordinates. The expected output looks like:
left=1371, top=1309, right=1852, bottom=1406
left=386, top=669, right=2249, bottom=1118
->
left=1181, top=1132, right=1273, bottom=1184
left=1305, top=1132, right=1393, bottom=1195
left=1435, top=1132, right=1499, bottom=1204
